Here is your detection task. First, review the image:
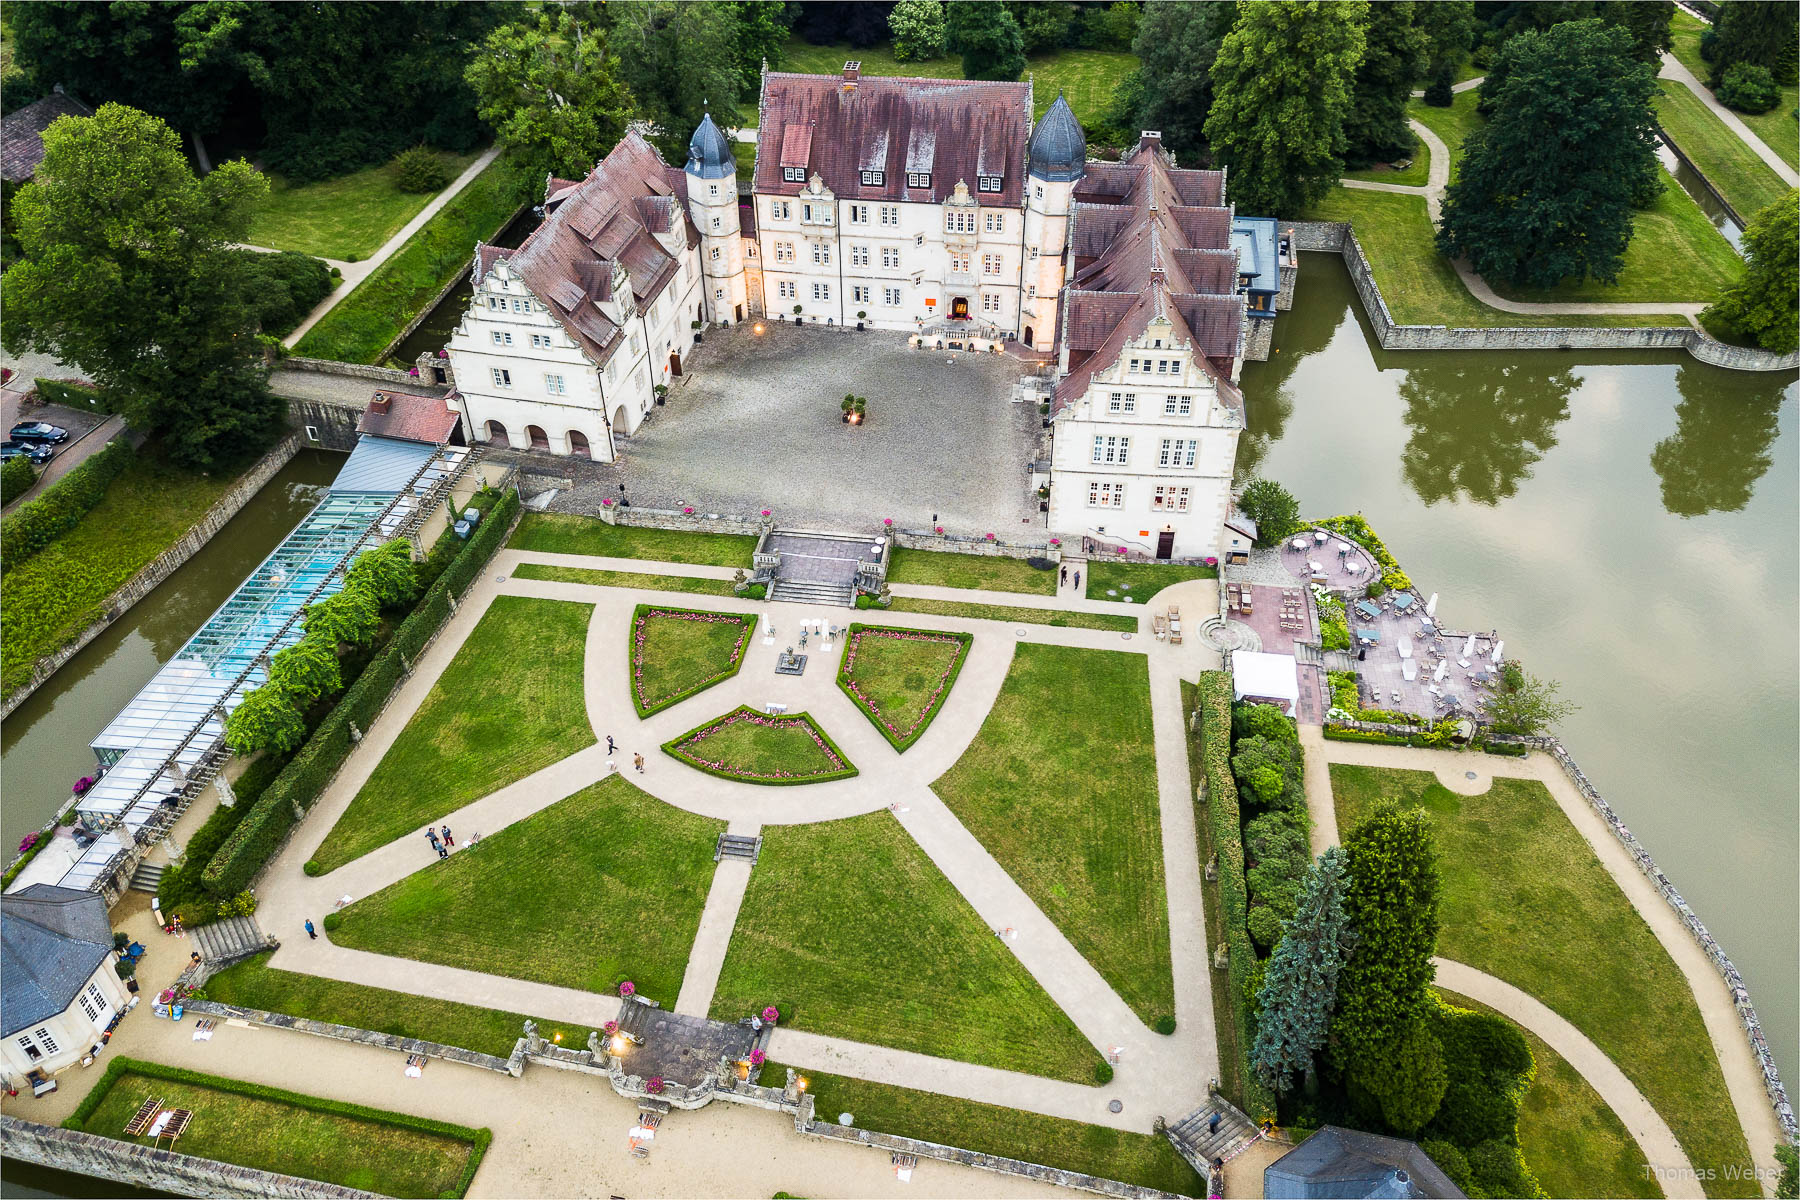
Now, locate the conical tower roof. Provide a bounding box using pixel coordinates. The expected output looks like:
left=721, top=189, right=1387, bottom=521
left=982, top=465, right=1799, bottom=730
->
left=1028, top=92, right=1086, bottom=183
left=686, top=111, right=736, bottom=181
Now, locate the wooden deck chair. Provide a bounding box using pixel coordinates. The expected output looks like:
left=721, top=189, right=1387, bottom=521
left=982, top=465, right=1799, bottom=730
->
left=157, top=1110, right=192, bottom=1149
left=124, top=1097, right=163, bottom=1137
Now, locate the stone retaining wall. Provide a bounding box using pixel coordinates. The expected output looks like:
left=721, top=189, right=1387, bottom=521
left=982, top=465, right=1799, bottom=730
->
left=281, top=356, right=421, bottom=386
left=1279, top=221, right=1800, bottom=372
left=0, top=432, right=304, bottom=719
left=0, top=1116, right=379, bottom=1198
left=891, top=528, right=1060, bottom=560
left=600, top=503, right=774, bottom=538
left=180, top=999, right=516, bottom=1076
left=289, top=398, right=364, bottom=451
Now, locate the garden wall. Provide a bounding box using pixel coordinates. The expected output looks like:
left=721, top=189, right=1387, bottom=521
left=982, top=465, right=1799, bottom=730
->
left=288, top=399, right=364, bottom=452
left=0, top=1117, right=379, bottom=1199
left=281, top=357, right=423, bottom=386
left=1280, top=222, right=1800, bottom=372
left=600, top=504, right=772, bottom=538
left=890, top=528, right=1060, bottom=560
left=0, top=432, right=303, bottom=719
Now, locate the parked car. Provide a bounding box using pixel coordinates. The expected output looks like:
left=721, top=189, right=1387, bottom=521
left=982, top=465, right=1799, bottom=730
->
left=9, top=421, right=69, bottom=444
left=1, top=440, right=54, bottom=464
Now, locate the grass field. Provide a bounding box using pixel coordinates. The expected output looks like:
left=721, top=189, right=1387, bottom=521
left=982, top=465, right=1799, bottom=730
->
left=1084, top=560, right=1217, bottom=601
left=764, top=1066, right=1203, bottom=1195
left=630, top=605, right=752, bottom=715
left=1, top=456, right=235, bottom=696
left=1331, top=765, right=1755, bottom=1198
left=663, top=706, right=856, bottom=783
left=711, top=812, right=1104, bottom=1082
left=76, top=1062, right=479, bottom=1197
left=246, top=150, right=481, bottom=262
left=1342, top=131, right=1430, bottom=187
left=838, top=625, right=969, bottom=751
left=1669, top=9, right=1798, bottom=172
left=333, top=775, right=722, bottom=1001
left=509, top=512, right=758, bottom=566
left=1407, top=89, right=1483, bottom=178
left=1436, top=988, right=1656, bottom=1200
left=933, top=643, right=1173, bottom=1027
left=293, top=154, right=528, bottom=364
left=883, top=595, right=1138, bottom=631
left=205, top=952, right=581, bottom=1058
left=512, top=562, right=740, bottom=595
left=887, top=547, right=1058, bottom=594
left=1300, top=190, right=1696, bottom=328
left=310, top=596, right=594, bottom=873
left=1656, top=80, right=1792, bottom=221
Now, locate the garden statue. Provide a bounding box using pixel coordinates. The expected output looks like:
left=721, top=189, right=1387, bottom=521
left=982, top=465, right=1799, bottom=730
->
left=587, top=1030, right=602, bottom=1060
left=523, top=1019, right=540, bottom=1052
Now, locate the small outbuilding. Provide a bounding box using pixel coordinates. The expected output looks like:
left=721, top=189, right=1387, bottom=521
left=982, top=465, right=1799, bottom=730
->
left=2, top=884, right=129, bottom=1085
left=1222, top=507, right=1258, bottom=565
left=1264, top=1125, right=1466, bottom=1199
left=358, top=389, right=466, bottom=447
left=1, top=88, right=94, bottom=184
left=1231, top=649, right=1300, bottom=712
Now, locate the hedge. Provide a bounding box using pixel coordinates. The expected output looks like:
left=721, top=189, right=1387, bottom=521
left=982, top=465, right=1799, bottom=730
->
left=32, top=377, right=115, bottom=412
left=65, top=1056, right=490, bottom=1198
left=836, top=624, right=973, bottom=752
left=201, top=488, right=520, bottom=895
left=1310, top=514, right=1413, bottom=593
left=1195, top=670, right=1276, bottom=1120
left=1, top=455, right=35, bottom=503
left=628, top=603, right=756, bottom=717
left=0, top=439, right=132, bottom=568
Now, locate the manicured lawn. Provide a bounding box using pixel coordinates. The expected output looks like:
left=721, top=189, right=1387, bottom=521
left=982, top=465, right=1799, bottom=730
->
left=246, top=150, right=481, bottom=262
left=1655, top=80, right=1792, bottom=221
left=509, top=512, right=757, bottom=566
left=1436, top=988, right=1656, bottom=1200
left=1331, top=765, right=1756, bottom=1198
left=309, top=596, right=594, bottom=873
left=1084, top=560, right=1217, bottom=601
left=333, top=775, right=723, bottom=1000
left=886, top=547, right=1057, bottom=594
left=763, top=1066, right=1202, bottom=1196
left=75, top=1061, right=480, bottom=1198
left=838, top=625, right=970, bottom=751
left=630, top=605, right=754, bottom=716
left=712, top=812, right=1104, bottom=1082
left=1669, top=10, right=1798, bottom=172
left=1300, top=190, right=1695, bottom=329
left=1, top=456, right=235, bottom=696
left=293, top=154, right=530, bottom=364
left=1343, top=131, right=1430, bottom=187
left=884, top=595, right=1138, bottom=632
left=512, top=562, right=740, bottom=596
left=933, top=643, right=1173, bottom=1027
left=204, top=951, right=581, bottom=1058
left=663, top=706, right=856, bottom=784
left=1407, top=89, right=1483, bottom=178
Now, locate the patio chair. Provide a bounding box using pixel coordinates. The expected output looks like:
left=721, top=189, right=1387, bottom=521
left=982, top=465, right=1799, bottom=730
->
left=124, top=1097, right=163, bottom=1137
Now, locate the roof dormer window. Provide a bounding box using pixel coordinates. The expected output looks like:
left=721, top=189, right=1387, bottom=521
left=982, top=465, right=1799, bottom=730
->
left=906, top=171, right=931, bottom=189
left=783, top=166, right=805, bottom=183
left=978, top=175, right=1002, bottom=193
left=861, top=169, right=885, bottom=186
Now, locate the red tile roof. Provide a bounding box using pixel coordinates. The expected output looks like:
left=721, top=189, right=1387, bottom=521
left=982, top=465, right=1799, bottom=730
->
left=754, top=71, right=1031, bottom=206
left=357, top=390, right=461, bottom=445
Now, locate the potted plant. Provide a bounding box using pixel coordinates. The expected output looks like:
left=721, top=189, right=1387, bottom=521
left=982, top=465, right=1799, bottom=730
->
left=691, top=319, right=703, bottom=344
left=793, top=304, right=803, bottom=325
left=856, top=309, right=867, bottom=330
left=842, top=394, right=855, bottom=422
left=654, top=383, right=669, bottom=406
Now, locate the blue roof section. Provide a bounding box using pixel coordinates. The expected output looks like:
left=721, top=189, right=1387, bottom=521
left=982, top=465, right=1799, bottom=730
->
left=2, top=885, right=113, bottom=1037
left=1231, top=216, right=1280, bottom=295
left=1028, top=93, right=1087, bottom=183
left=332, top=435, right=442, bottom=494
left=686, top=111, right=738, bottom=181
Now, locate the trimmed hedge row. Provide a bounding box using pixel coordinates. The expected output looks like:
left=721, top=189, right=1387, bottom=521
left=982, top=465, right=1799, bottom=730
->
left=201, top=488, right=520, bottom=896
left=0, top=439, right=132, bottom=568
left=32, top=377, right=114, bottom=412
left=1, top=455, right=35, bottom=503
left=1311, top=514, right=1412, bottom=593
left=65, top=1056, right=491, bottom=1197
left=1195, top=670, right=1275, bottom=1120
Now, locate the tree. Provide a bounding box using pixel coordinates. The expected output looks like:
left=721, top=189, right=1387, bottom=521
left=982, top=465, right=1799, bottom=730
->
left=1422, top=64, right=1455, bottom=107
left=732, top=1, right=790, bottom=93
left=1437, top=20, right=1660, bottom=291
left=1708, top=1, right=1798, bottom=88
left=1231, top=735, right=1304, bottom=811
left=1348, top=1018, right=1448, bottom=1134
left=792, top=2, right=894, bottom=48
left=302, top=588, right=380, bottom=649
left=602, top=1, right=744, bottom=164
left=267, top=634, right=342, bottom=704
left=1124, top=1, right=1235, bottom=163
left=889, top=0, right=948, bottom=61
left=1078, top=1, right=1141, bottom=51
left=1236, top=477, right=1302, bottom=546
left=1485, top=664, right=1577, bottom=735
left=1253, top=846, right=1358, bottom=1093
left=1774, top=1143, right=1797, bottom=1200
left=946, top=2, right=1026, bottom=82
left=345, top=539, right=421, bottom=610
left=466, top=10, right=634, bottom=184
left=1702, top=191, right=1798, bottom=354
left=1716, top=62, right=1780, bottom=113
left=1204, top=1, right=1368, bottom=216
left=1650, top=365, right=1786, bottom=517
left=1, top=104, right=283, bottom=470
left=1598, top=1, right=1673, bottom=64
left=1330, top=801, right=1440, bottom=1073
left=1344, top=2, right=1430, bottom=166
left=1416, top=1, right=1473, bottom=79
left=1012, top=0, right=1077, bottom=54
left=224, top=685, right=307, bottom=756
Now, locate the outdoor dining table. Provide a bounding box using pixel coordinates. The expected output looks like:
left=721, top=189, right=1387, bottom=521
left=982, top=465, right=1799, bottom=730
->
left=1291, top=538, right=1308, bottom=550
left=1355, top=600, right=1380, bottom=620
left=1314, top=531, right=1328, bottom=544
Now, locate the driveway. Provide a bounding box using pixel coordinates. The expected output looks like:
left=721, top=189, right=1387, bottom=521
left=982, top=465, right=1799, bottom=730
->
left=1, top=389, right=122, bottom=513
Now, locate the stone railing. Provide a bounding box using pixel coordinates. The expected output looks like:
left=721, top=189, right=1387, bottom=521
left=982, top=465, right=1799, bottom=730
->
left=280, top=357, right=424, bottom=386
left=0, top=1116, right=380, bottom=1198
left=599, top=503, right=773, bottom=539
left=0, top=432, right=304, bottom=719
left=891, top=527, right=1060, bottom=561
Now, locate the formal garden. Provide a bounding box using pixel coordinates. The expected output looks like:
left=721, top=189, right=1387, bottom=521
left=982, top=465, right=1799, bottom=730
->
left=661, top=706, right=857, bottom=784
left=836, top=625, right=970, bottom=751
left=630, top=605, right=755, bottom=716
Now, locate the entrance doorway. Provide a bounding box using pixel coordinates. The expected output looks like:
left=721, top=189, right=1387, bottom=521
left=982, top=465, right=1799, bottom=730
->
left=669, top=351, right=682, bottom=377
left=1023, top=326, right=1034, bottom=347
left=527, top=425, right=550, bottom=451
left=567, top=430, right=591, bottom=459
left=735, top=303, right=744, bottom=322
left=951, top=297, right=969, bottom=319
left=485, top=420, right=508, bottom=445
left=1156, top=528, right=1175, bottom=559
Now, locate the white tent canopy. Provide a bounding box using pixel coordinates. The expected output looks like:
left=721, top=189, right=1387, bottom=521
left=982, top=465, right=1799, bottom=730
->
left=1231, top=651, right=1301, bottom=710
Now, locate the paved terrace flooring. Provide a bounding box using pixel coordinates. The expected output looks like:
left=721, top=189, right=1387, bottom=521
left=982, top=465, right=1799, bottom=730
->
left=243, top=550, right=1225, bottom=1138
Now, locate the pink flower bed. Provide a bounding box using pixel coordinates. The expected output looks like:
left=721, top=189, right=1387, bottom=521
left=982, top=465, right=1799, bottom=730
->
left=631, top=608, right=752, bottom=713
left=667, top=708, right=852, bottom=781
left=840, top=627, right=968, bottom=746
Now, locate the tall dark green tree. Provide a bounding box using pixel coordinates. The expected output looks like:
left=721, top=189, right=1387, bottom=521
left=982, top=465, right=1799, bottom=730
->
left=1417, top=1, right=1474, bottom=78
left=1650, top=366, right=1787, bottom=518
left=465, top=9, right=635, bottom=182
left=731, top=1, right=790, bottom=94
left=1708, top=1, right=1799, bottom=87
left=1, top=104, right=283, bottom=470
left=1345, top=1, right=1430, bottom=165
left=1253, top=846, right=1357, bottom=1093
left=946, top=1, right=1027, bottom=81
left=1010, top=0, right=1077, bottom=53
left=1204, top=0, right=1368, bottom=215
left=1701, top=189, right=1799, bottom=354
left=1438, top=19, right=1660, bottom=290
left=1329, top=801, right=1440, bottom=1074
left=1119, top=1, right=1235, bottom=163
left=603, top=0, right=746, bottom=164
left=1598, top=1, right=1673, bottom=64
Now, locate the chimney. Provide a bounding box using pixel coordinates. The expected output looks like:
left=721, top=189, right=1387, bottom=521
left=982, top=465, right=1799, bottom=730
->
left=842, top=60, right=861, bottom=90
left=1138, top=130, right=1164, bottom=156
left=369, top=392, right=390, bottom=413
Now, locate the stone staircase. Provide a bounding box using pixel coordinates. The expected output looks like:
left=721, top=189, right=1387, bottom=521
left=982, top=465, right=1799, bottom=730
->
left=768, top=579, right=855, bottom=607
left=129, top=862, right=166, bottom=894
left=715, top=833, right=761, bottom=864
left=1166, top=1097, right=1260, bottom=1184
left=191, top=915, right=274, bottom=967
left=1294, top=641, right=1324, bottom=666
left=1323, top=649, right=1358, bottom=672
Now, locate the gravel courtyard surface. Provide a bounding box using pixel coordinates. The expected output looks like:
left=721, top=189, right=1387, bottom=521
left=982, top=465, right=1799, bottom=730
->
left=550, top=323, right=1045, bottom=536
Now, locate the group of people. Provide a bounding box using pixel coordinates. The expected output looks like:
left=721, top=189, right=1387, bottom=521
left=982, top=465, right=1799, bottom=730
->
left=606, top=734, right=646, bottom=775
left=424, top=824, right=456, bottom=858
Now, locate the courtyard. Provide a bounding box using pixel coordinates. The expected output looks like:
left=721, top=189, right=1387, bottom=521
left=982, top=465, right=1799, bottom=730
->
left=546, top=323, right=1044, bottom=535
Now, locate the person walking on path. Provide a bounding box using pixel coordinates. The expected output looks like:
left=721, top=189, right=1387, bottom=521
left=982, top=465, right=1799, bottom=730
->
left=304, top=919, right=317, bottom=940
left=1073, top=570, right=1081, bottom=591
left=1060, top=565, right=1067, bottom=586
left=426, top=828, right=440, bottom=851
left=435, top=839, right=449, bottom=859
left=633, top=752, right=646, bottom=774
left=440, top=824, right=454, bottom=847
left=607, top=734, right=617, bottom=755
left=1208, top=1112, right=1221, bottom=1135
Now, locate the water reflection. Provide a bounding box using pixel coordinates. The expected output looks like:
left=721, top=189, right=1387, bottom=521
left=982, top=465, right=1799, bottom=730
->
left=1650, top=363, right=1787, bottom=516
left=1399, top=360, right=1577, bottom=506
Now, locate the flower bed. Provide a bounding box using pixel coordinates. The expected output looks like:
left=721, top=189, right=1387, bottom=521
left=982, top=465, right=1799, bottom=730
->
left=629, top=605, right=755, bottom=717
left=836, top=624, right=972, bottom=752
left=662, top=705, right=858, bottom=785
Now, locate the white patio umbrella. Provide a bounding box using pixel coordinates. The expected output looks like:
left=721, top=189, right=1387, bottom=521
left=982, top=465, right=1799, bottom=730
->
left=1434, top=659, right=1448, bottom=682
left=1398, top=635, right=1413, bottom=659
left=1491, top=640, right=1504, bottom=665
left=1463, top=633, right=1477, bottom=658
left=1425, top=593, right=1438, bottom=617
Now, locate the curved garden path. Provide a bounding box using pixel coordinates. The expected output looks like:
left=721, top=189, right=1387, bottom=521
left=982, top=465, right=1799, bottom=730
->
left=1298, top=729, right=1783, bottom=1189
left=249, top=551, right=1227, bottom=1133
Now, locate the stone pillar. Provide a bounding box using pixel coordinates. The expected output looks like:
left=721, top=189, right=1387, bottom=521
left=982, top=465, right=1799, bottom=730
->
left=214, top=772, right=236, bottom=810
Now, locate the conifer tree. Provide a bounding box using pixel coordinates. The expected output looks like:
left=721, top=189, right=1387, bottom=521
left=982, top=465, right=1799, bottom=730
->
left=1253, top=846, right=1358, bottom=1093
